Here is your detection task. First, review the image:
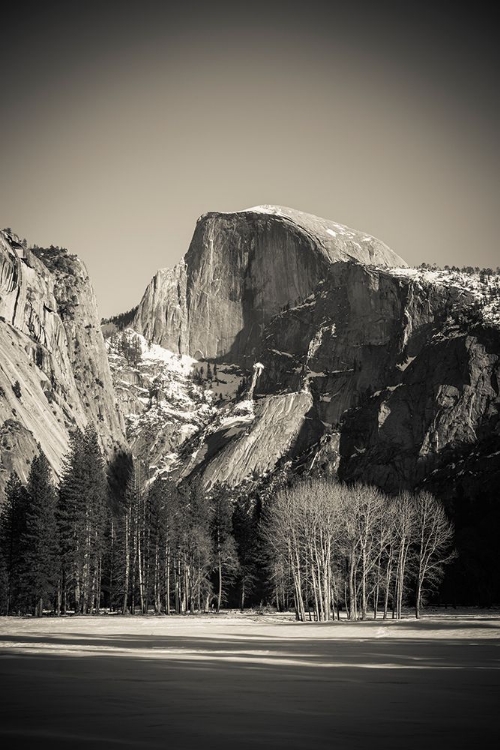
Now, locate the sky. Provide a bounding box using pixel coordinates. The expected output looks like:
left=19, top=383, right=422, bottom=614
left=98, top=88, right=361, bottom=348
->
left=1, top=2, right=498, bottom=318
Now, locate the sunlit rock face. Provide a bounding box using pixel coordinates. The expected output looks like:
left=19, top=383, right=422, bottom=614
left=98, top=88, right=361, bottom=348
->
left=0, top=230, right=125, bottom=495
left=133, top=206, right=407, bottom=363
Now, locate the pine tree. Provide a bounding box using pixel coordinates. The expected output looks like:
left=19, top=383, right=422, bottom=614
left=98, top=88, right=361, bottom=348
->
left=0, top=473, right=29, bottom=614
left=175, top=480, right=212, bottom=613
left=58, top=427, right=107, bottom=614
left=210, top=485, right=239, bottom=612
left=20, top=450, right=58, bottom=616
left=147, top=477, right=164, bottom=614
left=82, top=427, right=107, bottom=614
left=58, top=430, right=87, bottom=613
left=147, top=477, right=180, bottom=614
left=233, top=493, right=263, bottom=611
left=113, top=463, right=142, bottom=614
left=104, top=450, right=134, bottom=611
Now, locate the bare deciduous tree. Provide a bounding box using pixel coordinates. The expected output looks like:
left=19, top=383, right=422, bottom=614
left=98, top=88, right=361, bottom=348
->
left=413, top=492, right=455, bottom=618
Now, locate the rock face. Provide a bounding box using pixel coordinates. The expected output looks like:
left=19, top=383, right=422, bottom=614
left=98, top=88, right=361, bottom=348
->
left=126, top=205, right=409, bottom=487
left=4, top=203, right=497, bottom=506
left=0, top=230, right=125, bottom=495
left=258, top=263, right=500, bottom=492
left=128, top=206, right=500, bottom=493
left=133, top=206, right=406, bottom=363
left=198, top=391, right=314, bottom=489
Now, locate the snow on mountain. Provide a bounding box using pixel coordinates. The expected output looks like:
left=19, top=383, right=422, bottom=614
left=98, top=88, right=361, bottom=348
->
left=106, top=330, right=213, bottom=477
left=106, top=329, right=251, bottom=481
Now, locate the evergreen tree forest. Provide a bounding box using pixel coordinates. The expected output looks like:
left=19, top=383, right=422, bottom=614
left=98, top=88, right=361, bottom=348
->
left=0, top=439, right=455, bottom=619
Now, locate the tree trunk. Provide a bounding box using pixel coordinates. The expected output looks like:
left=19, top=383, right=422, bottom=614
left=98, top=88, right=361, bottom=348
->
left=348, top=550, right=357, bottom=620
left=217, top=551, right=222, bottom=613
left=165, top=546, right=171, bottom=615
left=415, top=578, right=422, bottom=619
left=240, top=579, right=245, bottom=612
left=137, top=529, right=145, bottom=614
left=174, top=554, right=180, bottom=614
left=122, top=512, right=130, bottom=615
left=361, top=549, right=367, bottom=620
left=383, top=554, right=392, bottom=620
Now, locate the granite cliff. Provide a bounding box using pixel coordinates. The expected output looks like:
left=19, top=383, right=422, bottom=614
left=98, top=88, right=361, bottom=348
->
left=0, top=230, right=125, bottom=494
left=123, top=207, right=500, bottom=496
left=133, top=206, right=406, bottom=362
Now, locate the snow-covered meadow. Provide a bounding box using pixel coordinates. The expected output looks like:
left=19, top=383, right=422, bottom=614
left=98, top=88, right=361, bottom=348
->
left=0, top=611, right=498, bottom=748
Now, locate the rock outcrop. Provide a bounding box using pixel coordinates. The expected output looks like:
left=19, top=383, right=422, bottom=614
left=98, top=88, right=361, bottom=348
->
left=197, top=391, right=314, bottom=489
left=106, top=329, right=216, bottom=479
left=0, top=230, right=125, bottom=494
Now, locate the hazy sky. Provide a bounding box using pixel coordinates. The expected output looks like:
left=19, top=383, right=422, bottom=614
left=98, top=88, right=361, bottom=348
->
left=1, top=2, right=498, bottom=317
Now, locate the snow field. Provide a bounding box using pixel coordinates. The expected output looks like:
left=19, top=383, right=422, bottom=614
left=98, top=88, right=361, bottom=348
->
left=0, top=612, right=499, bottom=749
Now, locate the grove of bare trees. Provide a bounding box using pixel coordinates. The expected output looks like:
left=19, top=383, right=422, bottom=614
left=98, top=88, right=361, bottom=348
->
left=264, top=479, right=455, bottom=621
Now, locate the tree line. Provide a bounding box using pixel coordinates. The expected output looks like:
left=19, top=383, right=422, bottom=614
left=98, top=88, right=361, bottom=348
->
left=417, top=262, right=500, bottom=276
left=0, top=439, right=454, bottom=619
left=0, top=433, right=248, bottom=617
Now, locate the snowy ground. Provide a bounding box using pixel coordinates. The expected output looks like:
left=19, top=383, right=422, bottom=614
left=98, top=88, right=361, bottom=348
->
left=0, top=611, right=499, bottom=749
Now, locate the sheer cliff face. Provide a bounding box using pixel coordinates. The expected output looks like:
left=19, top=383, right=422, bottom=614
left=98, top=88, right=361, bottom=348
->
left=0, top=231, right=125, bottom=494
left=3, top=205, right=497, bottom=499
left=129, top=207, right=499, bottom=492
left=133, top=207, right=407, bottom=363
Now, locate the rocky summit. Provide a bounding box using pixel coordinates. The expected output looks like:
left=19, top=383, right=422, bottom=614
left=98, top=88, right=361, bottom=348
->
left=132, top=206, right=407, bottom=362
